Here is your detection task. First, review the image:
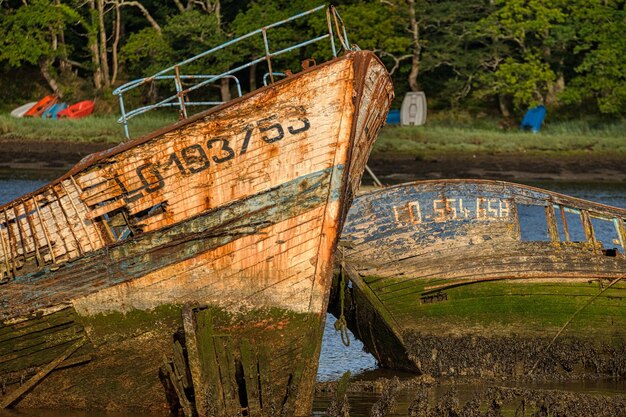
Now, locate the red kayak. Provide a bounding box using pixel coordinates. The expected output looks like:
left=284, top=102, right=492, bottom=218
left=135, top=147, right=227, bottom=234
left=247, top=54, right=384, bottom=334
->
left=24, top=95, right=57, bottom=117
left=57, top=100, right=95, bottom=119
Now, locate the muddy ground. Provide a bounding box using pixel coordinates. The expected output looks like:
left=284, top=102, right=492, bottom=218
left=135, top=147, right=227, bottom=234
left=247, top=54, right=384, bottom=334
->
left=367, top=153, right=626, bottom=184
left=316, top=376, right=626, bottom=417
left=1, top=138, right=625, bottom=182
left=0, top=137, right=111, bottom=179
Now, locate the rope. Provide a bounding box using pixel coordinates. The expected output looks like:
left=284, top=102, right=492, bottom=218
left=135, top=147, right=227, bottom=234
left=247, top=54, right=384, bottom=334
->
left=528, top=274, right=624, bottom=375
left=334, top=262, right=351, bottom=347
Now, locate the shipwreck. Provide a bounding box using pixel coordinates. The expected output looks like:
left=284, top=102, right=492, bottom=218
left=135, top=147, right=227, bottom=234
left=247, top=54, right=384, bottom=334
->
left=0, top=5, right=393, bottom=415
left=331, top=180, right=626, bottom=378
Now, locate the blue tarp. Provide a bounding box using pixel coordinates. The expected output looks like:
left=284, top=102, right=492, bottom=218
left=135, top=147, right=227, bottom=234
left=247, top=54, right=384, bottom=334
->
left=520, top=105, right=546, bottom=133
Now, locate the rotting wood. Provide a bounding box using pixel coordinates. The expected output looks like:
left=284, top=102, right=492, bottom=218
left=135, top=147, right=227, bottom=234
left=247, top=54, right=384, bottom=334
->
left=50, top=186, right=84, bottom=256
left=32, top=197, right=56, bottom=265
left=70, top=176, right=106, bottom=247
left=181, top=304, right=208, bottom=417
left=3, top=207, right=22, bottom=278
left=45, top=196, right=71, bottom=261
left=0, top=220, right=10, bottom=281
left=23, top=201, right=43, bottom=267
left=60, top=181, right=96, bottom=251
left=0, top=337, right=85, bottom=409
left=11, top=206, right=27, bottom=263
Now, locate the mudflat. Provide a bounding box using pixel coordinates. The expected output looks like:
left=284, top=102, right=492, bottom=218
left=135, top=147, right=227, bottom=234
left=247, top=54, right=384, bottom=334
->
left=368, top=152, right=626, bottom=184
left=1, top=137, right=625, bottom=182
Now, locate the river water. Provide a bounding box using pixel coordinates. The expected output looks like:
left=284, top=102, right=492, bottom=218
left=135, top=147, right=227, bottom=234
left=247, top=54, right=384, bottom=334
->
left=0, top=178, right=625, bottom=416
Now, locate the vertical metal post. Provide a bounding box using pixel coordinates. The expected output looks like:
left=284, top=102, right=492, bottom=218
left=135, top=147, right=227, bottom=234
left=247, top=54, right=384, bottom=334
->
left=174, top=65, right=188, bottom=119
left=326, top=7, right=337, bottom=57
left=118, top=93, right=130, bottom=140
left=262, top=29, right=275, bottom=84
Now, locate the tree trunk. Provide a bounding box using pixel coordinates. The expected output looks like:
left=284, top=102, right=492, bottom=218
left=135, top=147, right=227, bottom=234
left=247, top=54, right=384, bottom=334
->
left=498, top=94, right=511, bottom=119
left=213, top=0, right=221, bottom=28
left=545, top=73, right=565, bottom=108
left=97, top=0, right=110, bottom=88
left=39, top=58, right=63, bottom=97
left=111, top=1, right=121, bottom=85
left=406, top=0, right=422, bottom=92
left=88, top=0, right=103, bottom=90
left=220, top=78, right=231, bottom=102
left=53, top=0, right=71, bottom=74
left=119, top=1, right=162, bottom=34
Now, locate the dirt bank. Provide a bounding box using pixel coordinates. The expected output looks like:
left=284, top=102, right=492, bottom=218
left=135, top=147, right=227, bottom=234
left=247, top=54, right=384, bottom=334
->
left=0, top=138, right=624, bottom=182
left=0, top=137, right=111, bottom=179
left=367, top=152, right=626, bottom=184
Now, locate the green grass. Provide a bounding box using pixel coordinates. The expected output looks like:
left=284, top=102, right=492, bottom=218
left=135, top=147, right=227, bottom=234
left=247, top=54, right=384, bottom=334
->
left=0, top=113, right=177, bottom=143
left=2, top=110, right=626, bottom=158
left=375, top=122, right=626, bottom=157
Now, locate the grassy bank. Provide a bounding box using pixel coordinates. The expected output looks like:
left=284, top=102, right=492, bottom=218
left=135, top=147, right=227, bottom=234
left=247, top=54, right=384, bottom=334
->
left=374, top=122, right=626, bottom=157
left=0, top=113, right=176, bottom=143
left=2, top=113, right=626, bottom=157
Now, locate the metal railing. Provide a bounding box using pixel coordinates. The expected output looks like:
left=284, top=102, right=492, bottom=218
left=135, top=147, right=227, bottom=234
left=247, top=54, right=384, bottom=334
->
left=113, top=4, right=354, bottom=139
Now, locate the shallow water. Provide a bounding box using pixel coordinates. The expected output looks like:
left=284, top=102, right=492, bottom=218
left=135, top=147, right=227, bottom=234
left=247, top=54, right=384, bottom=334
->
left=0, top=178, right=625, bottom=416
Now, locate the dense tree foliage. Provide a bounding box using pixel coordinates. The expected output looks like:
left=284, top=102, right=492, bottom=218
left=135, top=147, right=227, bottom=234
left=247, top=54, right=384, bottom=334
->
left=1, top=0, right=624, bottom=117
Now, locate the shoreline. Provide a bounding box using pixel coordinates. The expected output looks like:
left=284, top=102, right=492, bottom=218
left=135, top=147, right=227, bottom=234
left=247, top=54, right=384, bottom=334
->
left=0, top=138, right=625, bottom=183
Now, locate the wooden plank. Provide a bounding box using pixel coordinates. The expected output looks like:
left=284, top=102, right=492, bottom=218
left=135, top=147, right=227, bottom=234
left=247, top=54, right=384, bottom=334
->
left=192, top=307, right=224, bottom=417
left=0, top=337, right=84, bottom=409
left=41, top=196, right=70, bottom=261
left=70, top=176, right=106, bottom=247
left=240, top=339, right=261, bottom=417
left=214, top=335, right=239, bottom=414
left=60, top=181, right=95, bottom=251
left=32, top=197, right=55, bottom=264
left=23, top=201, right=43, bottom=266
left=51, top=186, right=84, bottom=256
left=0, top=222, right=10, bottom=280
left=12, top=206, right=28, bottom=260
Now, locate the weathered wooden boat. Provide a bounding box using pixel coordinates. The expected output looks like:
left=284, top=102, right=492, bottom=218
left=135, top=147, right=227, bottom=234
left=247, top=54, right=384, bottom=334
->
left=0, top=6, right=393, bottom=415
left=331, top=180, right=626, bottom=379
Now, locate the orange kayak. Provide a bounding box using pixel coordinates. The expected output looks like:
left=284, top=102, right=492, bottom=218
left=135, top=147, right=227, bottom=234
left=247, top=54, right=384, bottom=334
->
left=57, top=100, right=95, bottom=119
left=24, top=95, right=58, bottom=117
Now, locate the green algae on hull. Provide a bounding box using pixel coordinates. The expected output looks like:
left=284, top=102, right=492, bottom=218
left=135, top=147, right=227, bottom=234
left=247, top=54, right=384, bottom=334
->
left=332, top=180, right=626, bottom=378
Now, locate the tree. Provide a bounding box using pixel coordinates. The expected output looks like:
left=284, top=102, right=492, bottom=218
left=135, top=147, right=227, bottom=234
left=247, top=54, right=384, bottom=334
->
left=0, top=0, right=80, bottom=95
left=561, top=0, right=626, bottom=115
left=472, top=0, right=569, bottom=115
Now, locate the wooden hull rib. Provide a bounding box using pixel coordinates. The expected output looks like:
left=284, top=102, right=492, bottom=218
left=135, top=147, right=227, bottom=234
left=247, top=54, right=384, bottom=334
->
left=0, top=51, right=394, bottom=415
left=332, top=179, right=626, bottom=378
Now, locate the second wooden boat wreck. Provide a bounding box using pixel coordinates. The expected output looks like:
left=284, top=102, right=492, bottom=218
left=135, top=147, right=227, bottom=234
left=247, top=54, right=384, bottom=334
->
left=331, top=180, right=626, bottom=378
left=0, top=6, right=393, bottom=415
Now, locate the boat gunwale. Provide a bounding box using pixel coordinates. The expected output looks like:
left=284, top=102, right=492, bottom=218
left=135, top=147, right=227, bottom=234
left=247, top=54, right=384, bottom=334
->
left=356, top=178, right=626, bottom=218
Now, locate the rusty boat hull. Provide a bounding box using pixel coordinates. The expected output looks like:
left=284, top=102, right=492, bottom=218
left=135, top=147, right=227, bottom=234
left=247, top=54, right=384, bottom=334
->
left=0, top=51, right=393, bottom=414
left=331, top=180, right=626, bottom=379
